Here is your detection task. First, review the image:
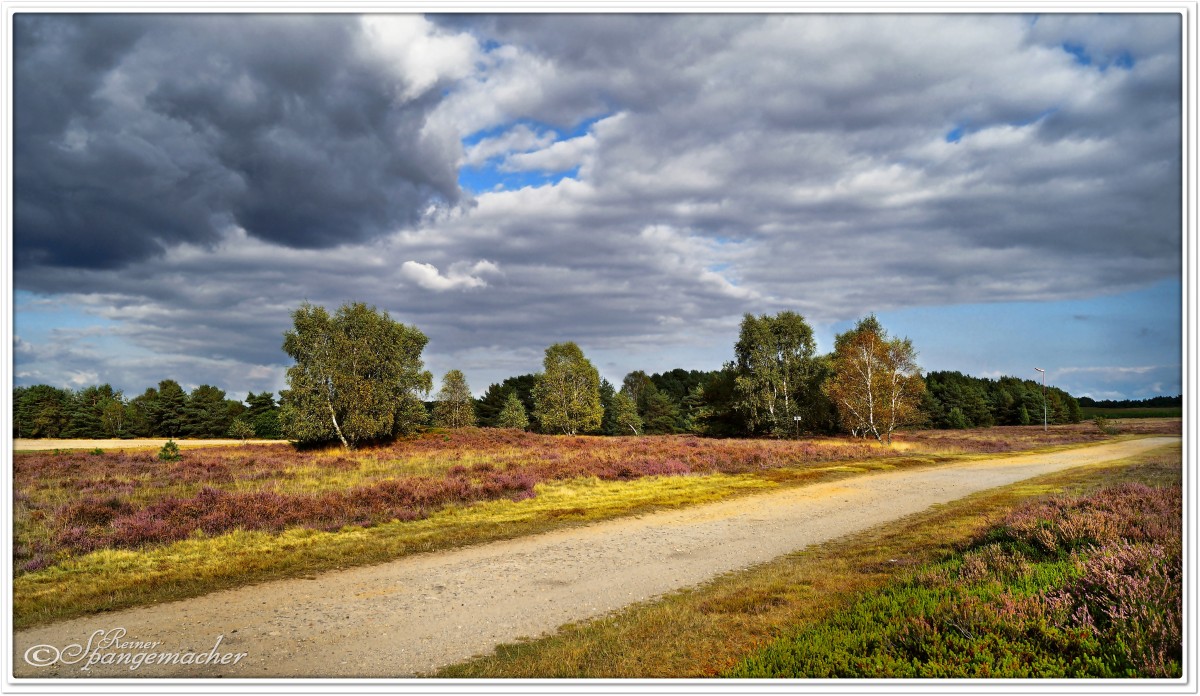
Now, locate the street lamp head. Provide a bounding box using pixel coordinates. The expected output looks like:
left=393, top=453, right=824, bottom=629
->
left=1034, top=367, right=1045, bottom=373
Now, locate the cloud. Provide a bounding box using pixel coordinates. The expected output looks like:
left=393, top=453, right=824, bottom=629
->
left=399, top=260, right=500, bottom=291
left=13, top=14, right=469, bottom=269
left=1053, top=364, right=1181, bottom=401
left=357, top=15, right=478, bottom=99
left=1057, top=365, right=1161, bottom=376
left=11, top=14, right=1183, bottom=400
left=463, top=124, right=558, bottom=167
left=502, top=133, right=595, bottom=172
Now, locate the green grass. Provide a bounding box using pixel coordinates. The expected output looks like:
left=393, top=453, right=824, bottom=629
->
left=1080, top=406, right=1181, bottom=419
left=435, top=442, right=1180, bottom=678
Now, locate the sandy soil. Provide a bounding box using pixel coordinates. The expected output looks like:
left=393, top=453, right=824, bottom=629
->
left=11, top=436, right=1176, bottom=679
left=13, top=438, right=281, bottom=451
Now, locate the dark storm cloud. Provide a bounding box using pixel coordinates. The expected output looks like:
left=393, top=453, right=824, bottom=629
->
left=14, top=14, right=461, bottom=270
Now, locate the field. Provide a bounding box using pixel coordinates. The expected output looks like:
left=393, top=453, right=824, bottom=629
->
left=1080, top=406, right=1182, bottom=419
left=12, top=420, right=1181, bottom=646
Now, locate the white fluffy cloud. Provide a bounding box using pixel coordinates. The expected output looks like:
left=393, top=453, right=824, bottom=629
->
left=463, top=124, right=558, bottom=167
left=399, top=260, right=501, bottom=291
left=502, top=133, right=595, bottom=172
left=358, top=15, right=479, bottom=99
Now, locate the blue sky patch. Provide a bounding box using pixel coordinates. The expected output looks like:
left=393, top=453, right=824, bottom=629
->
left=1062, top=42, right=1092, bottom=65
left=818, top=279, right=1182, bottom=400
left=459, top=114, right=610, bottom=192
left=459, top=162, right=581, bottom=193
left=1061, top=42, right=1136, bottom=72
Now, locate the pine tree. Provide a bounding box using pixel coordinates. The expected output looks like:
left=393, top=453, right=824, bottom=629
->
left=496, top=392, right=530, bottom=430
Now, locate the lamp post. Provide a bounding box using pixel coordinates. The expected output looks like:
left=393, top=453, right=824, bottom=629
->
left=1034, top=367, right=1047, bottom=431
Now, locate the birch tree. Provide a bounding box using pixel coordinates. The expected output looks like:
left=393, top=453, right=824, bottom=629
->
left=280, top=302, right=432, bottom=448
left=824, top=315, right=925, bottom=445
left=433, top=369, right=476, bottom=428
left=609, top=391, right=643, bottom=435
left=532, top=342, right=603, bottom=435
left=732, top=311, right=817, bottom=437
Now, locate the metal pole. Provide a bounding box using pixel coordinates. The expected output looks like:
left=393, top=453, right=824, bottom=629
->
left=1035, top=368, right=1047, bottom=431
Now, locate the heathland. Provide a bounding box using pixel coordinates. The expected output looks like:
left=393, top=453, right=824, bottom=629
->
left=11, top=421, right=1180, bottom=678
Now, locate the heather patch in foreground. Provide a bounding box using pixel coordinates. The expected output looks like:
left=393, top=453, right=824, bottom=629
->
left=729, top=482, right=1181, bottom=678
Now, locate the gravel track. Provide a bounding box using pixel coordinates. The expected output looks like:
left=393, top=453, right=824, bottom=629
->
left=12, top=437, right=1176, bottom=679
left=14, top=438, right=280, bottom=451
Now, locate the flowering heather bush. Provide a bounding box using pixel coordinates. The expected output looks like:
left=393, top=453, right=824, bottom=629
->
left=53, top=467, right=542, bottom=553
left=893, top=424, right=1108, bottom=454
left=1044, top=540, right=1182, bottom=677
left=730, top=482, right=1182, bottom=678
left=982, top=483, right=1180, bottom=557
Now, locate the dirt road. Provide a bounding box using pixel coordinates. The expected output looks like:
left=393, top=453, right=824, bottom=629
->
left=14, top=438, right=280, bottom=451
left=12, top=437, right=1176, bottom=679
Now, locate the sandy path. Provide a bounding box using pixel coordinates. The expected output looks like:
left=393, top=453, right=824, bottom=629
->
left=14, top=438, right=280, bottom=451
left=12, top=437, right=1176, bottom=679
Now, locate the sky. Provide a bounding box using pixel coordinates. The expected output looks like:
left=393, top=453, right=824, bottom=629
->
left=9, top=11, right=1186, bottom=403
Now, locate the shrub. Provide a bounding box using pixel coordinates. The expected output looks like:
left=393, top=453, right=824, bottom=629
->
left=1093, top=416, right=1118, bottom=435
left=229, top=420, right=255, bottom=441
left=157, top=440, right=182, bottom=462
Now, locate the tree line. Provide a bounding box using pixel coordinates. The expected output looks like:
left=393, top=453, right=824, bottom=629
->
left=275, top=302, right=1073, bottom=449
left=922, top=371, right=1081, bottom=428
left=1077, top=395, right=1181, bottom=409
left=12, top=381, right=280, bottom=440
left=13, top=302, right=1086, bottom=445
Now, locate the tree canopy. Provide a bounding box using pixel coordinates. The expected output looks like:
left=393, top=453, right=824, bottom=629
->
left=279, top=301, right=432, bottom=448
left=732, top=311, right=819, bottom=437
left=433, top=369, right=476, bottom=429
left=532, top=342, right=603, bottom=436
left=825, top=315, right=925, bottom=444
left=496, top=392, right=530, bottom=430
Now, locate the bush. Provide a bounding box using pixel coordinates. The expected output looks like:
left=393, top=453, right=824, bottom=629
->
left=229, top=420, right=255, bottom=441
left=1093, top=416, right=1118, bottom=435
left=157, top=440, right=181, bottom=462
